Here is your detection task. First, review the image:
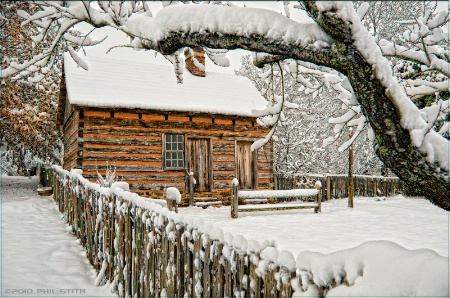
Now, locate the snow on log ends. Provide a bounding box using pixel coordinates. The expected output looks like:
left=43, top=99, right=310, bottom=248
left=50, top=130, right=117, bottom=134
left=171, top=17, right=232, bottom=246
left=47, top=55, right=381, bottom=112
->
left=52, top=165, right=448, bottom=296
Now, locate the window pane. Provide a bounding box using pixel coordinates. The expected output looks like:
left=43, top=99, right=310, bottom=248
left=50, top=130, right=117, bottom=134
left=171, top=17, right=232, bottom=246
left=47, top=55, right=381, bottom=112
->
left=164, top=134, right=185, bottom=168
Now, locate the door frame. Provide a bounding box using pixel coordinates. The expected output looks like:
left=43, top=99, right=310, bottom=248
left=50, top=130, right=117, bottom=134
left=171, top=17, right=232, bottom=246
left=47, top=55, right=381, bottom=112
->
left=186, top=137, right=213, bottom=192
left=235, top=140, right=258, bottom=190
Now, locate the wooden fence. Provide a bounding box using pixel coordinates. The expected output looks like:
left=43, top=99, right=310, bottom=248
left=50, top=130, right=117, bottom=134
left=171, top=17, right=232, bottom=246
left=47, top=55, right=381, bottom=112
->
left=274, top=173, right=404, bottom=201
left=53, top=166, right=341, bottom=298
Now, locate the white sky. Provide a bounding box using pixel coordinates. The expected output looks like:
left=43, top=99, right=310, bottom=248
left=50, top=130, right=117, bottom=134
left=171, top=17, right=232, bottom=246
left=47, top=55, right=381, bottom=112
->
left=75, top=1, right=449, bottom=75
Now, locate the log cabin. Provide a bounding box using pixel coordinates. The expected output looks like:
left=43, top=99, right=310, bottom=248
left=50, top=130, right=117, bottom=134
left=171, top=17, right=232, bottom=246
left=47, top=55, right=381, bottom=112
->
left=58, top=49, right=273, bottom=203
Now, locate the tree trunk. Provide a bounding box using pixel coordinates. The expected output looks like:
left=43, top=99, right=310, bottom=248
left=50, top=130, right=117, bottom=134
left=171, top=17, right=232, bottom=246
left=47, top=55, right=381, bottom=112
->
left=304, top=1, right=450, bottom=210
left=348, top=146, right=354, bottom=208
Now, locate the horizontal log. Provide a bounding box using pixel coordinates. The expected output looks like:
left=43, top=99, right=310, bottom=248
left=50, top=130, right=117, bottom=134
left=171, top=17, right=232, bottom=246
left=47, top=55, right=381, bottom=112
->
left=64, top=149, right=77, bottom=162
left=64, top=120, right=79, bottom=140
left=212, top=153, right=235, bottom=159
left=214, top=119, right=232, bottom=125
left=82, top=155, right=161, bottom=162
left=84, top=133, right=161, bottom=140
left=115, top=112, right=139, bottom=120
left=84, top=110, right=110, bottom=118
left=213, top=182, right=234, bottom=189
left=121, top=175, right=187, bottom=181
left=213, top=157, right=235, bottom=163
left=83, top=137, right=161, bottom=146
left=258, top=169, right=272, bottom=175
left=238, top=203, right=317, bottom=212
left=83, top=160, right=162, bottom=166
left=64, top=139, right=78, bottom=155
left=82, top=165, right=163, bottom=172
left=235, top=120, right=252, bottom=126
left=85, top=118, right=269, bottom=135
left=211, top=183, right=273, bottom=190
left=83, top=152, right=161, bottom=158
left=257, top=174, right=273, bottom=180
left=83, top=143, right=161, bottom=150
left=213, top=174, right=236, bottom=180
left=83, top=170, right=185, bottom=177
left=213, top=170, right=236, bottom=175
left=213, top=164, right=236, bottom=171
left=126, top=179, right=185, bottom=184
left=212, top=139, right=236, bottom=144
left=214, top=160, right=237, bottom=165
left=258, top=178, right=271, bottom=184
left=81, top=176, right=185, bottom=186
left=85, top=106, right=257, bottom=119
left=192, top=117, right=213, bottom=123
left=63, top=154, right=77, bottom=168
left=142, top=114, right=165, bottom=121
left=63, top=159, right=76, bottom=171
left=63, top=135, right=77, bottom=151
left=128, top=182, right=185, bottom=190
left=168, top=115, right=190, bottom=122
left=83, top=147, right=162, bottom=154
left=63, top=110, right=78, bottom=131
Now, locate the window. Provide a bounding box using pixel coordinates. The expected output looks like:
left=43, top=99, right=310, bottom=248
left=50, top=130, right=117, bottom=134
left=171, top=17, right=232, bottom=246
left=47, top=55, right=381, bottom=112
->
left=164, top=134, right=185, bottom=169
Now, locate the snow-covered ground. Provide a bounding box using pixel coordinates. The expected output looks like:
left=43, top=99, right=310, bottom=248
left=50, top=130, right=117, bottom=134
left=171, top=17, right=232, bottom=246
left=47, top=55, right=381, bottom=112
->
left=1, top=176, right=448, bottom=297
left=179, top=195, right=449, bottom=257
left=1, top=176, right=115, bottom=297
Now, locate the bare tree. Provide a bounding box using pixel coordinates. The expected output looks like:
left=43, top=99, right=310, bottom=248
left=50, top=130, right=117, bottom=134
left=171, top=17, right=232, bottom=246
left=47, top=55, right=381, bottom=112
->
left=236, top=54, right=382, bottom=175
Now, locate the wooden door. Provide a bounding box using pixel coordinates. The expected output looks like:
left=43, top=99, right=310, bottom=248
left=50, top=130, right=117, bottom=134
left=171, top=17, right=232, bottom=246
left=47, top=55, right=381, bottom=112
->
left=236, top=141, right=257, bottom=189
left=187, top=138, right=212, bottom=192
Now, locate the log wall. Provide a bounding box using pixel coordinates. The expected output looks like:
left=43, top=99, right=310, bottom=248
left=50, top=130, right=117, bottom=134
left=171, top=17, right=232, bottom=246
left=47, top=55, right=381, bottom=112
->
left=63, top=109, right=80, bottom=170
left=63, top=107, right=273, bottom=201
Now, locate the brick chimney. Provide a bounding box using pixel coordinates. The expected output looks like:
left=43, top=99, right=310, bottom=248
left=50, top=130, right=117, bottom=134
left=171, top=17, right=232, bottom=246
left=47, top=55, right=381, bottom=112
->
left=184, top=47, right=205, bottom=77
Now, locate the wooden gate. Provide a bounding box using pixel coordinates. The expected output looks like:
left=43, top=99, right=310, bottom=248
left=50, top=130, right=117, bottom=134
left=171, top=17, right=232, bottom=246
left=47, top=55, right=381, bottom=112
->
left=187, top=138, right=212, bottom=192
left=236, top=141, right=257, bottom=189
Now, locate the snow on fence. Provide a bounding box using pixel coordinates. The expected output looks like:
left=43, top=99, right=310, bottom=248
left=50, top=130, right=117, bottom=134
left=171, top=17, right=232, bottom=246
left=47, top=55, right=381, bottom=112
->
left=52, top=166, right=303, bottom=297
left=51, top=166, right=447, bottom=297
left=231, top=179, right=322, bottom=218
left=274, top=173, right=404, bottom=201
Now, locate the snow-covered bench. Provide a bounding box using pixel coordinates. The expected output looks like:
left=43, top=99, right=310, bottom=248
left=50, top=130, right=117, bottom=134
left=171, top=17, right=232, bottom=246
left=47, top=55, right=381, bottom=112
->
left=231, top=179, right=322, bottom=218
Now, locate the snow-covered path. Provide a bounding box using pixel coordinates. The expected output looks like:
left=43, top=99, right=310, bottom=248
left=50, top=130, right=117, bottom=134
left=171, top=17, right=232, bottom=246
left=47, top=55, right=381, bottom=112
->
left=1, top=176, right=115, bottom=297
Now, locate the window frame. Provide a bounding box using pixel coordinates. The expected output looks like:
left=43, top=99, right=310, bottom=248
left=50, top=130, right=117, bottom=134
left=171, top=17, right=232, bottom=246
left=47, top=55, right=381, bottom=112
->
left=162, top=133, right=186, bottom=170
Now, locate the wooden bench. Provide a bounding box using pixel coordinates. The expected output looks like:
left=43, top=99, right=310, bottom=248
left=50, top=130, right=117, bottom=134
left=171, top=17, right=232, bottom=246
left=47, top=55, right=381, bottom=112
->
left=231, top=179, right=322, bottom=218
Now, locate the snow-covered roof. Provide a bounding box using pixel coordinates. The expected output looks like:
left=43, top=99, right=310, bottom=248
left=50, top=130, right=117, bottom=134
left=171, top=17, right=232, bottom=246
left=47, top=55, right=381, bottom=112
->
left=63, top=53, right=267, bottom=117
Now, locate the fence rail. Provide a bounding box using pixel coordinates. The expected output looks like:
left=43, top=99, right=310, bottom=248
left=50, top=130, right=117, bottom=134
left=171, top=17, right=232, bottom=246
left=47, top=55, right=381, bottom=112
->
left=274, top=173, right=404, bottom=201
left=53, top=166, right=337, bottom=298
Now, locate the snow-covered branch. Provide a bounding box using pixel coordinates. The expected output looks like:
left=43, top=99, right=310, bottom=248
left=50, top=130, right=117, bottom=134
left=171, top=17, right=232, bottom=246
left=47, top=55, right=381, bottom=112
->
left=3, top=1, right=450, bottom=208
